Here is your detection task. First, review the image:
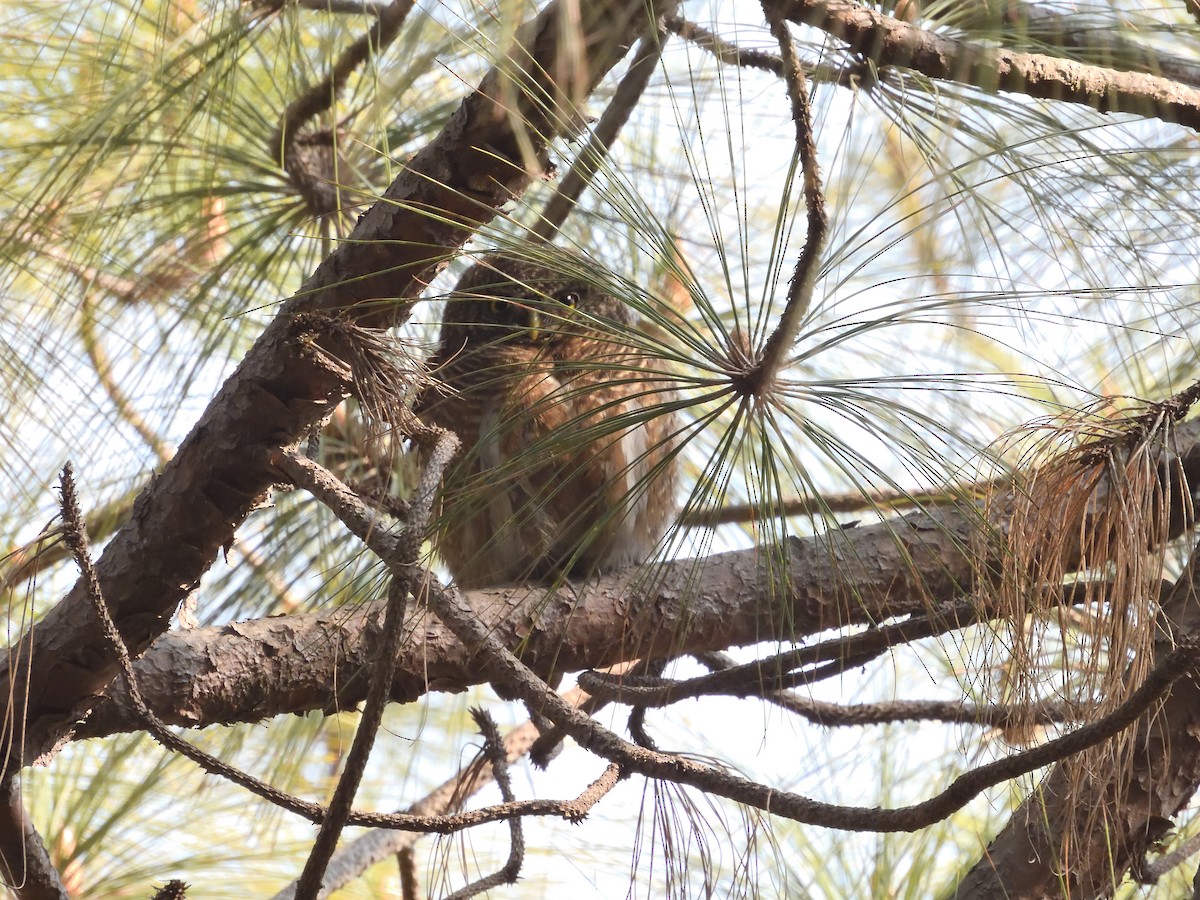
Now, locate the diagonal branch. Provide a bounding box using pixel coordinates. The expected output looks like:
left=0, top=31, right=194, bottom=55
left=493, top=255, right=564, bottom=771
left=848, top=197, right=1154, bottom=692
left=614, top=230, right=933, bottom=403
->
left=782, top=0, right=1200, bottom=132
left=531, top=17, right=669, bottom=242
left=420, top=565, right=1200, bottom=834
left=293, top=579, right=411, bottom=899
left=72, top=419, right=1200, bottom=740
left=54, top=463, right=645, bottom=853
left=736, top=3, right=827, bottom=400
left=0, top=776, right=66, bottom=900
left=0, top=0, right=666, bottom=779
left=288, top=425, right=456, bottom=897
left=440, top=709, right=529, bottom=900
left=271, top=681, right=605, bottom=900
left=270, top=0, right=417, bottom=221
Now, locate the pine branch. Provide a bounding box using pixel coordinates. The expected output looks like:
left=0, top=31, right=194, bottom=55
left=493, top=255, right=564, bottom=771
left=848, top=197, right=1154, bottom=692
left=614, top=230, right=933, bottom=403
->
left=74, top=419, right=1200, bottom=738
left=0, top=0, right=668, bottom=780
left=784, top=0, right=1200, bottom=132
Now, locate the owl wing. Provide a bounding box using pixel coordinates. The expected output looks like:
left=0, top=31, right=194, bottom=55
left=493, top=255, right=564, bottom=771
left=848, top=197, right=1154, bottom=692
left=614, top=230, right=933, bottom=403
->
left=461, top=365, right=568, bottom=578
left=500, top=353, right=664, bottom=574
left=495, top=365, right=575, bottom=496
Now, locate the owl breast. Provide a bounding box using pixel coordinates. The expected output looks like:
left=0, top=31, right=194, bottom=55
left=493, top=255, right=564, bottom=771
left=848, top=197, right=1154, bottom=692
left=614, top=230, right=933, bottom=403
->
left=419, top=336, right=679, bottom=589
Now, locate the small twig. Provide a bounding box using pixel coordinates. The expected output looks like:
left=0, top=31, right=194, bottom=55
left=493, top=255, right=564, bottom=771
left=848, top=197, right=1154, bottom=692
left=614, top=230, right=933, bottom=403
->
left=407, top=425, right=458, bottom=536
left=678, top=476, right=1002, bottom=526
left=529, top=659, right=657, bottom=767
left=737, top=2, right=828, bottom=400
left=628, top=659, right=667, bottom=751
left=562, top=762, right=623, bottom=820
left=294, top=426, right=457, bottom=898
left=57, top=464, right=624, bottom=843
left=274, top=0, right=415, bottom=144
left=523, top=708, right=560, bottom=767
left=271, top=0, right=416, bottom=219
left=531, top=18, right=668, bottom=242
left=664, top=14, right=783, bottom=75
left=293, top=577, right=412, bottom=899
left=664, top=13, right=869, bottom=89
left=80, top=294, right=175, bottom=463
left=627, top=706, right=657, bottom=750
left=1135, top=827, right=1200, bottom=884
left=693, top=650, right=1080, bottom=729
left=272, top=451, right=405, bottom=557
left=442, top=710, right=524, bottom=899
left=272, top=427, right=457, bottom=560
left=404, top=575, right=1200, bottom=832
left=345, top=477, right=411, bottom=520
left=578, top=596, right=983, bottom=706
left=397, top=845, right=421, bottom=900
left=58, top=463, right=343, bottom=826
left=581, top=583, right=1097, bottom=707
left=282, top=678, right=615, bottom=899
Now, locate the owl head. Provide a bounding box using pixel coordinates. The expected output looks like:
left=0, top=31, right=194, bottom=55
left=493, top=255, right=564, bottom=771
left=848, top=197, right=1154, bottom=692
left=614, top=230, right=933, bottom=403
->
left=435, top=255, right=633, bottom=356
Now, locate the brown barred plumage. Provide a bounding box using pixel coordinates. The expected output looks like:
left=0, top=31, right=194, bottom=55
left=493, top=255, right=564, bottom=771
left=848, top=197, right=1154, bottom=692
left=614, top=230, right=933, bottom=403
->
left=416, top=255, right=679, bottom=589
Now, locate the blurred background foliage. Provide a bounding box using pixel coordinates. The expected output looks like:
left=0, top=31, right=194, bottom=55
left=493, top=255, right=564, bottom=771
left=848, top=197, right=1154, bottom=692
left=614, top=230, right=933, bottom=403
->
left=2, top=0, right=1199, bottom=895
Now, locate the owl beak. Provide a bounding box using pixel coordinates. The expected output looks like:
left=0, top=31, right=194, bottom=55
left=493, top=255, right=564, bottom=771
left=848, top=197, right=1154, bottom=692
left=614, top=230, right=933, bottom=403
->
left=528, top=308, right=542, bottom=343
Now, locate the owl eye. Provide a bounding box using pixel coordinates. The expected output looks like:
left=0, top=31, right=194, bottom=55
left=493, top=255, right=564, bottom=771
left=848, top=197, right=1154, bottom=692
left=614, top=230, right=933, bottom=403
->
left=487, top=298, right=505, bottom=314
left=558, top=291, right=580, bottom=307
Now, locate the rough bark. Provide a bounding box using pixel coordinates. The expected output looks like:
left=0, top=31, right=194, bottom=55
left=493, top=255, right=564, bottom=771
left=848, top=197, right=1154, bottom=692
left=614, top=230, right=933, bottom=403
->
left=0, top=778, right=67, bottom=900
left=69, top=518, right=983, bottom=739
left=69, top=420, right=1200, bottom=742
left=782, top=0, right=1200, bottom=131
left=9, top=4, right=1200, bottom=894
left=0, top=0, right=661, bottom=775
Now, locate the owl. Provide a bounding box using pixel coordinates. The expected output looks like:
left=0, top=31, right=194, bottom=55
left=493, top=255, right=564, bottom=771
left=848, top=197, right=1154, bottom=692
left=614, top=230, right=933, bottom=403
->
left=416, top=254, right=679, bottom=589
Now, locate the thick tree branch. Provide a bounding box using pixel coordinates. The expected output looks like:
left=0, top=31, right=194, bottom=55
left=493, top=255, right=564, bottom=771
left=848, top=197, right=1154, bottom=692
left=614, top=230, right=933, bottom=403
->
left=783, top=0, right=1200, bottom=132
left=418, top=562, right=1200, bottom=835
left=0, top=0, right=662, bottom=776
left=961, top=2, right=1200, bottom=90
left=73, top=420, right=1200, bottom=739
left=74, top=535, right=965, bottom=738
left=0, top=776, right=66, bottom=900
